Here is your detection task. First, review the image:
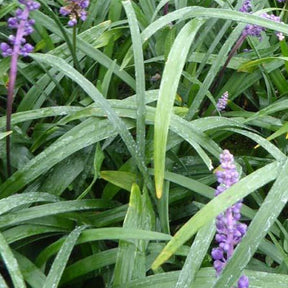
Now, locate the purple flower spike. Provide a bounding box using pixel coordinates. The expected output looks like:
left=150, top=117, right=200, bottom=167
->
left=212, top=150, right=249, bottom=287
left=60, top=0, right=90, bottom=26
left=0, top=0, right=40, bottom=58
left=239, top=2, right=284, bottom=41
left=216, top=91, right=228, bottom=111
left=1, top=0, right=40, bottom=176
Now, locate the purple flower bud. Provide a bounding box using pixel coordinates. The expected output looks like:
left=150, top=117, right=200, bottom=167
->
left=212, top=247, right=224, bottom=260
left=215, top=233, right=226, bottom=243
left=214, top=260, right=225, bottom=275
left=68, top=18, right=78, bottom=27
left=15, top=8, right=23, bottom=17
left=237, top=223, right=247, bottom=235
left=24, top=25, right=34, bottom=35
left=20, top=43, right=34, bottom=56
left=80, top=0, right=89, bottom=8
left=0, top=43, right=13, bottom=57
left=80, top=11, right=87, bottom=21
left=8, top=35, right=16, bottom=44
left=238, top=275, right=249, bottom=288
left=233, top=212, right=241, bottom=221
left=8, top=17, right=18, bottom=28
left=59, top=7, right=71, bottom=16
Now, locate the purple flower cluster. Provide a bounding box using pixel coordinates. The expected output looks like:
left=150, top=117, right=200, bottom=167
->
left=212, top=150, right=249, bottom=288
left=240, top=0, right=284, bottom=41
left=216, top=91, right=228, bottom=111
left=0, top=0, right=40, bottom=57
left=60, top=0, right=90, bottom=27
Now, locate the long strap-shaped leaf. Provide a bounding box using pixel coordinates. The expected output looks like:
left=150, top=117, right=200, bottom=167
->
left=0, top=199, right=113, bottom=229
left=0, top=232, right=26, bottom=288
left=213, top=158, right=288, bottom=287
left=123, top=1, right=146, bottom=163
left=14, top=251, right=46, bottom=288
left=42, top=226, right=86, bottom=288
left=61, top=248, right=118, bottom=284
left=151, top=161, right=280, bottom=269
left=36, top=228, right=171, bottom=268
left=0, top=192, right=59, bottom=216
left=113, top=184, right=143, bottom=286
left=0, top=274, right=8, bottom=288
left=154, top=18, right=205, bottom=198
left=0, top=131, right=12, bottom=140
left=175, top=221, right=215, bottom=288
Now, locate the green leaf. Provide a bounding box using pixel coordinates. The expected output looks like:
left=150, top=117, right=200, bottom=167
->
left=154, top=18, right=205, bottom=198
left=0, top=131, right=12, bottom=140
left=113, top=183, right=143, bottom=286
left=15, top=251, right=46, bottom=288
left=238, top=57, right=288, bottom=73
left=100, top=170, right=137, bottom=192
left=123, top=0, right=146, bottom=162
left=0, top=200, right=114, bottom=229
left=0, top=232, right=26, bottom=288
left=61, top=248, right=118, bottom=284
left=36, top=228, right=171, bottom=268
left=3, top=224, right=69, bottom=245
left=0, top=192, right=59, bottom=216
left=0, top=2, right=17, bottom=19
left=43, top=226, right=86, bottom=288
left=175, top=221, right=215, bottom=288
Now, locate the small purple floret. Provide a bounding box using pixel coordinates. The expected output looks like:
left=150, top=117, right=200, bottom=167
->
left=238, top=275, right=249, bottom=288
left=212, top=150, right=249, bottom=287
left=59, top=0, right=90, bottom=26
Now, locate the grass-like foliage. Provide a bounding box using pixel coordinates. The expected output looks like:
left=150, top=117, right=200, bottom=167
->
left=1, top=0, right=288, bottom=287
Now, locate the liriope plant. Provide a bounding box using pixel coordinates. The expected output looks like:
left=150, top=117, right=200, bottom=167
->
left=0, top=0, right=288, bottom=287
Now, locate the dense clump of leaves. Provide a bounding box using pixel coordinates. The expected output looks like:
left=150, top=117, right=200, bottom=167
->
left=1, top=0, right=288, bottom=287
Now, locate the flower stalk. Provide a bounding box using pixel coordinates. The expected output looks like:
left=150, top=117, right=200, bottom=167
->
left=0, top=0, right=40, bottom=176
